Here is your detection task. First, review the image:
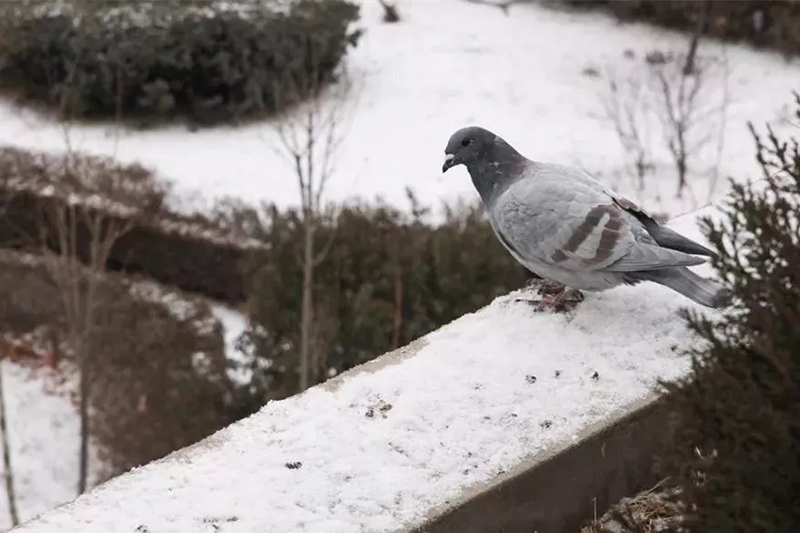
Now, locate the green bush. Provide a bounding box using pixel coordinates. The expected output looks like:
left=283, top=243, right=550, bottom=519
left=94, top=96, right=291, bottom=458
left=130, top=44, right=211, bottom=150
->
left=232, top=198, right=530, bottom=405
left=0, top=0, right=361, bottom=125
left=660, top=95, right=800, bottom=531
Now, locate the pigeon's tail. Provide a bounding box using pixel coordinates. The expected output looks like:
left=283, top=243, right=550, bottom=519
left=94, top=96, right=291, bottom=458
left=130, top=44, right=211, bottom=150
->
left=626, top=267, right=731, bottom=308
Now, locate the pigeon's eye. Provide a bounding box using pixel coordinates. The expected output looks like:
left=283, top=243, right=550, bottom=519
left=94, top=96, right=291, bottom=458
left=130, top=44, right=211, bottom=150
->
left=461, top=138, right=472, bottom=147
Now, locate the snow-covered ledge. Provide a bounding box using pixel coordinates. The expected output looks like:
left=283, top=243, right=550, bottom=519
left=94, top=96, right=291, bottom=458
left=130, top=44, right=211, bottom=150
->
left=14, top=211, right=715, bottom=533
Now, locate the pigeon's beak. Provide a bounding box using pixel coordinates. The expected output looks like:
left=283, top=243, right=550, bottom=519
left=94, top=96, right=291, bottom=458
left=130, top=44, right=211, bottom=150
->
left=442, top=153, right=456, bottom=173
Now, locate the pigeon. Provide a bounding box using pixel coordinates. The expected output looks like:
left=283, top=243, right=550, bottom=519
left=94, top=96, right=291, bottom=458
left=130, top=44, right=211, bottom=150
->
left=441, top=126, right=729, bottom=309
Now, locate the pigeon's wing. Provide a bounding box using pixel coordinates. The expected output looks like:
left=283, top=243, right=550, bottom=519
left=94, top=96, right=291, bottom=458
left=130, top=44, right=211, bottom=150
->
left=493, top=176, right=634, bottom=271
left=492, top=167, right=705, bottom=272
left=610, top=194, right=716, bottom=257
left=554, top=165, right=713, bottom=256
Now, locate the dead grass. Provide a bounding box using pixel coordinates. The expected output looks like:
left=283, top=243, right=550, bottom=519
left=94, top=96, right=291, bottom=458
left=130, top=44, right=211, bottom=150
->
left=581, top=479, right=688, bottom=533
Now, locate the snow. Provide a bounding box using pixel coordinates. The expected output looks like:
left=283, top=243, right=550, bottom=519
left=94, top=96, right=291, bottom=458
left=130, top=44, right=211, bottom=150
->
left=0, top=362, right=103, bottom=531
left=126, top=280, right=218, bottom=337
left=13, top=207, right=718, bottom=533
left=0, top=1, right=797, bottom=219
left=209, top=304, right=252, bottom=385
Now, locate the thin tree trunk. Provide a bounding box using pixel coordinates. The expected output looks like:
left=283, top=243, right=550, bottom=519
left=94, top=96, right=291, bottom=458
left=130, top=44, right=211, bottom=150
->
left=0, top=359, right=19, bottom=527
left=683, top=0, right=712, bottom=75
left=299, top=212, right=315, bottom=392
left=77, top=337, right=89, bottom=495
left=677, top=156, right=687, bottom=199
left=677, top=123, right=687, bottom=198
left=391, top=235, right=403, bottom=350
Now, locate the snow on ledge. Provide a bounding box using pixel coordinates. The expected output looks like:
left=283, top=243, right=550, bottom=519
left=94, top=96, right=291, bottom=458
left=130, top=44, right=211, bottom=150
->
left=15, top=211, right=719, bottom=533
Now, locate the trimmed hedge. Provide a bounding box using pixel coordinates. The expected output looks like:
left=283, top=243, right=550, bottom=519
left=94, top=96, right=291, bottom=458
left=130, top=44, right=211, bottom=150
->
left=0, top=147, right=257, bottom=302
left=0, top=0, right=361, bottom=125
left=557, top=1, right=800, bottom=57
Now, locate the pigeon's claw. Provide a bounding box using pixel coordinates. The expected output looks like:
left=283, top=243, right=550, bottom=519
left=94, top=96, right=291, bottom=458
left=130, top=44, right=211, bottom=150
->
left=533, top=284, right=584, bottom=313
left=539, top=279, right=567, bottom=297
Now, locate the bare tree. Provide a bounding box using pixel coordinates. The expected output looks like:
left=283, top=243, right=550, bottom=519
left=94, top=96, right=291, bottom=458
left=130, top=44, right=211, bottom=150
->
left=273, top=49, right=353, bottom=392
left=34, top=59, right=140, bottom=494
left=35, top=118, right=143, bottom=493
left=597, top=67, right=655, bottom=193
left=648, top=52, right=727, bottom=200
left=39, top=190, right=133, bottom=494
left=594, top=21, right=728, bottom=208
left=652, top=59, right=701, bottom=198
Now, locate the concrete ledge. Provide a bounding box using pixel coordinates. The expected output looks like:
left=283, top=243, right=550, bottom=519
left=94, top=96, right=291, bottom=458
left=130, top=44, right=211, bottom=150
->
left=13, top=277, right=702, bottom=533
left=414, top=394, right=673, bottom=533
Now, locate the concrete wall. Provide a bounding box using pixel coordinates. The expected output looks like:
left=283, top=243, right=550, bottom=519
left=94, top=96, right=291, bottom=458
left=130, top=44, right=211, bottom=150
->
left=413, top=394, right=673, bottom=533
left=13, top=283, right=694, bottom=533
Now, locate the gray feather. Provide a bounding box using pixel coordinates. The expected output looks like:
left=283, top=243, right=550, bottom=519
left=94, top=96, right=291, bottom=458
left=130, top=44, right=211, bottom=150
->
left=626, top=268, right=730, bottom=308
left=614, top=197, right=716, bottom=256
left=640, top=219, right=716, bottom=257
left=606, top=243, right=707, bottom=272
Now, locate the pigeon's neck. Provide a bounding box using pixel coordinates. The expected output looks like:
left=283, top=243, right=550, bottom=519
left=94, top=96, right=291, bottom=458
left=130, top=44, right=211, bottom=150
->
left=466, top=148, right=527, bottom=206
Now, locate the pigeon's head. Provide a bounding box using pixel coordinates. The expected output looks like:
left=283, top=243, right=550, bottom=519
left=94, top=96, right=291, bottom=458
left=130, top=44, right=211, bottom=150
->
left=442, top=126, right=500, bottom=173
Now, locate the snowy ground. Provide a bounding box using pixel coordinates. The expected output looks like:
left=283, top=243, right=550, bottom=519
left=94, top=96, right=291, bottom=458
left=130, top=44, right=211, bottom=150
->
left=0, top=362, right=103, bottom=531
left=0, top=1, right=797, bottom=219
left=13, top=207, right=719, bottom=533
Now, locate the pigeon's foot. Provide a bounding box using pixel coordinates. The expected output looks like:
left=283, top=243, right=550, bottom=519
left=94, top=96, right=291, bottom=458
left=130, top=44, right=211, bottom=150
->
left=533, top=286, right=585, bottom=313
left=538, top=279, right=567, bottom=297
left=516, top=279, right=584, bottom=313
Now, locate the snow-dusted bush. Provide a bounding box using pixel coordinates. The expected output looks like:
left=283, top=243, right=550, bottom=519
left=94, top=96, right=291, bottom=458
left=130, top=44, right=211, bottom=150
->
left=661, top=94, right=800, bottom=531
left=0, top=0, right=360, bottom=125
